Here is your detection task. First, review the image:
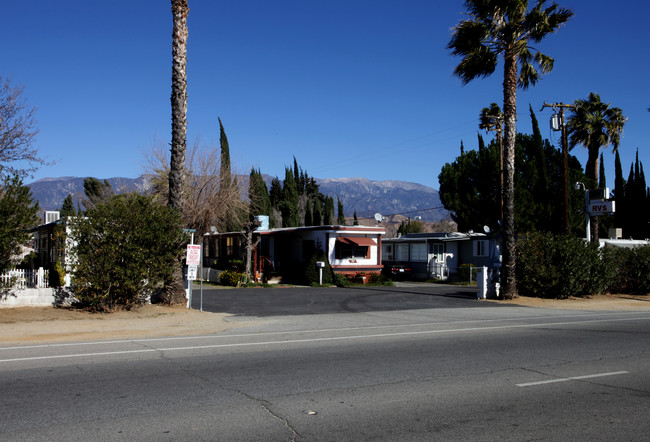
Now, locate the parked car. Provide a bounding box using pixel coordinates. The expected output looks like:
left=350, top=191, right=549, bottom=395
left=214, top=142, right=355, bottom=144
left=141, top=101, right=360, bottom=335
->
left=384, top=264, right=412, bottom=280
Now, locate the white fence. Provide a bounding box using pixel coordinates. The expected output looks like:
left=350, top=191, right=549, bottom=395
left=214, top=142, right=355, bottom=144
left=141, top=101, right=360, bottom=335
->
left=0, top=268, right=49, bottom=290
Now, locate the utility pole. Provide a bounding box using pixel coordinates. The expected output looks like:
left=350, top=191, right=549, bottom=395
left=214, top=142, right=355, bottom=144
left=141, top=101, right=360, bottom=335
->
left=542, top=102, right=575, bottom=235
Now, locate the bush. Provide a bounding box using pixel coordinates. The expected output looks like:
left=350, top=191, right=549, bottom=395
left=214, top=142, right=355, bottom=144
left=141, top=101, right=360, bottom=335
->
left=602, top=245, right=650, bottom=294
left=220, top=269, right=246, bottom=287
left=367, top=272, right=393, bottom=286
left=49, top=260, right=66, bottom=288
left=516, top=232, right=606, bottom=299
left=455, top=264, right=478, bottom=284
left=69, top=193, right=185, bottom=311
left=302, top=250, right=334, bottom=285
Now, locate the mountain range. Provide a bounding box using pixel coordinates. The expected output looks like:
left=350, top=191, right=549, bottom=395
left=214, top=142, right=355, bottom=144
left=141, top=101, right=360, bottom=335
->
left=27, top=175, right=449, bottom=223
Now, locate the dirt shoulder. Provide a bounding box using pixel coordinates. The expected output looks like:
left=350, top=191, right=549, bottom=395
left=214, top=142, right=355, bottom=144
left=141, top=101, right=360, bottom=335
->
left=0, top=305, right=239, bottom=347
left=485, top=293, right=650, bottom=310
left=1, top=294, right=649, bottom=346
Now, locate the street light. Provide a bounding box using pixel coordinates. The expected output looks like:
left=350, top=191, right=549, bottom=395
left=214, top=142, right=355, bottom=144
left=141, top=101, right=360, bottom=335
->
left=575, top=182, right=590, bottom=242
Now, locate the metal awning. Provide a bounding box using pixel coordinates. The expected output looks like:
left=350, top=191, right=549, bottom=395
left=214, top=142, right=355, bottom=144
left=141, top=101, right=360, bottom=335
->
left=337, top=236, right=377, bottom=246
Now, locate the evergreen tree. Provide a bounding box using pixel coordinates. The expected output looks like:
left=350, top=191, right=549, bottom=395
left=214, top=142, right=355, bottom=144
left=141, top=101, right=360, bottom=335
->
left=477, top=133, right=485, bottom=151
left=304, top=199, right=313, bottom=226
left=248, top=168, right=271, bottom=220
left=336, top=197, right=345, bottom=225
left=269, top=177, right=283, bottom=208
left=60, top=194, right=76, bottom=218
left=83, top=178, right=114, bottom=210
left=219, top=117, right=233, bottom=192
left=613, top=151, right=626, bottom=231
left=312, top=198, right=322, bottom=226
left=397, top=218, right=424, bottom=236
left=280, top=167, right=300, bottom=227
left=439, top=116, right=587, bottom=234
left=323, top=196, right=334, bottom=225
left=0, top=175, right=39, bottom=272
left=293, top=157, right=300, bottom=194
left=353, top=210, right=359, bottom=225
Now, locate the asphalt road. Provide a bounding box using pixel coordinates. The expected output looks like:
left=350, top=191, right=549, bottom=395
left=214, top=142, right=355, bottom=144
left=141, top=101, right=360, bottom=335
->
left=2, top=284, right=649, bottom=441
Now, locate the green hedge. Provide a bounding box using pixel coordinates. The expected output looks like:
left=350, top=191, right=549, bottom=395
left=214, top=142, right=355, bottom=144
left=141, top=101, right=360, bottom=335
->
left=516, top=233, right=606, bottom=299
left=601, top=246, right=650, bottom=294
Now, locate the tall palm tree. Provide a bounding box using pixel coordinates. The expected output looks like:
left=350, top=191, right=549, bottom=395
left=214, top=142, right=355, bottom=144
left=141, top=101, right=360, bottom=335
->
left=169, top=0, right=189, bottom=210
left=448, top=0, right=572, bottom=299
left=567, top=92, right=626, bottom=242
left=165, top=0, right=190, bottom=305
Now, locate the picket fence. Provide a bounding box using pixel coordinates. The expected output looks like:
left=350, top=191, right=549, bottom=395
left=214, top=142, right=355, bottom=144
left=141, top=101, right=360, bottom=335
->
left=0, top=268, right=50, bottom=290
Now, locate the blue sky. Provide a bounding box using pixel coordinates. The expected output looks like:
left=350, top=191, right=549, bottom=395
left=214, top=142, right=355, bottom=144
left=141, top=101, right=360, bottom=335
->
left=5, top=1, right=649, bottom=190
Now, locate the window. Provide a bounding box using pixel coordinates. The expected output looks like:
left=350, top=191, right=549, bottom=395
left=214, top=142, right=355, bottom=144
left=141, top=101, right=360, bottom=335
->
left=430, top=243, right=444, bottom=262
left=226, top=237, right=234, bottom=257
left=335, top=242, right=368, bottom=259
left=396, top=244, right=409, bottom=262
left=410, top=243, right=427, bottom=262
left=382, top=244, right=393, bottom=260
left=474, top=240, right=488, bottom=257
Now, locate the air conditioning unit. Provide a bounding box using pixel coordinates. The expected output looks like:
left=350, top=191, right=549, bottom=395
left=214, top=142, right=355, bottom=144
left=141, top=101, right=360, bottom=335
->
left=45, top=211, right=60, bottom=224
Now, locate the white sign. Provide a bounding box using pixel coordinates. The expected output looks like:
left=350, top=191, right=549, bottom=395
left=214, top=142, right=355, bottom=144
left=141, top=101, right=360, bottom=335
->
left=187, top=265, right=198, bottom=281
left=588, top=200, right=615, bottom=215
left=186, top=244, right=202, bottom=266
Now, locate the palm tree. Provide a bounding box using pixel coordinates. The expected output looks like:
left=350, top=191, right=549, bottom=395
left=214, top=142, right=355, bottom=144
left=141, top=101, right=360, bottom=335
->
left=169, top=0, right=189, bottom=210
left=567, top=92, right=626, bottom=242
left=448, top=0, right=572, bottom=299
left=165, top=0, right=190, bottom=305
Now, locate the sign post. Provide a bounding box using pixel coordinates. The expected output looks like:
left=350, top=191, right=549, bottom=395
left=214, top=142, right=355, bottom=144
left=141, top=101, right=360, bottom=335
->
left=186, top=243, right=201, bottom=308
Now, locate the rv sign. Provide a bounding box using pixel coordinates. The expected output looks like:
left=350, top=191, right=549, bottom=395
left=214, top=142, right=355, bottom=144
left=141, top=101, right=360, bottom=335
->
left=588, top=200, right=615, bottom=215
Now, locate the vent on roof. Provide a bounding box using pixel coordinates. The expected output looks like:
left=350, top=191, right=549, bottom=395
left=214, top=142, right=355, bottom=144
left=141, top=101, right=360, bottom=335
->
left=45, top=211, right=60, bottom=224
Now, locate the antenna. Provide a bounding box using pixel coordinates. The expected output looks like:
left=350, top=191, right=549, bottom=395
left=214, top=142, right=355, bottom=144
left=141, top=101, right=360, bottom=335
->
left=374, top=213, right=384, bottom=225
left=483, top=225, right=491, bottom=234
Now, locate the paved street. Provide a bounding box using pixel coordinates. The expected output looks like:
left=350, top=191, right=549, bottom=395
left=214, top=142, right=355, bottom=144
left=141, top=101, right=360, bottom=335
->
left=2, top=284, right=649, bottom=441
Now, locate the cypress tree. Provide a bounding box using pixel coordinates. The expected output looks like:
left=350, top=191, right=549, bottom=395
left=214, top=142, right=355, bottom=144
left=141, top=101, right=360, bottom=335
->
left=248, top=168, right=271, bottom=219
left=219, top=118, right=233, bottom=192
left=353, top=210, right=359, bottom=225
left=313, top=198, right=322, bottom=226
left=323, top=196, right=334, bottom=225
left=281, top=167, right=300, bottom=227
left=269, top=178, right=283, bottom=208
left=336, top=197, right=345, bottom=225
left=614, top=151, right=626, bottom=231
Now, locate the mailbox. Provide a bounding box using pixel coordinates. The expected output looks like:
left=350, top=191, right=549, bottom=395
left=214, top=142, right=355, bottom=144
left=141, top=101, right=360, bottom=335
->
left=316, top=261, right=325, bottom=268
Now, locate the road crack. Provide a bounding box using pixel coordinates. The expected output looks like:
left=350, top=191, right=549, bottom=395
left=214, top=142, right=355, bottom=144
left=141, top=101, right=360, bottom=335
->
left=136, top=342, right=302, bottom=441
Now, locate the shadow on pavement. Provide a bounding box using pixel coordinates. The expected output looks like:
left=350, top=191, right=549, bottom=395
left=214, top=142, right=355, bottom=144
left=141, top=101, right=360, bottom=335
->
left=190, top=284, right=504, bottom=317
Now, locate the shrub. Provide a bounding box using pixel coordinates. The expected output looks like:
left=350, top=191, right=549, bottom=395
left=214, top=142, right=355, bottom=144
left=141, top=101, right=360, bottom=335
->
left=367, top=272, right=393, bottom=286
left=220, top=269, right=246, bottom=287
left=516, top=232, right=606, bottom=299
left=49, top=260, right=66, bottom=288
left=602, top=245, right=650, bottom=294
left=456, top=264, right=478, bottom=284
left=69, top=193, right=185, bottom=311
left=302, top=250, right=334, bottom=285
